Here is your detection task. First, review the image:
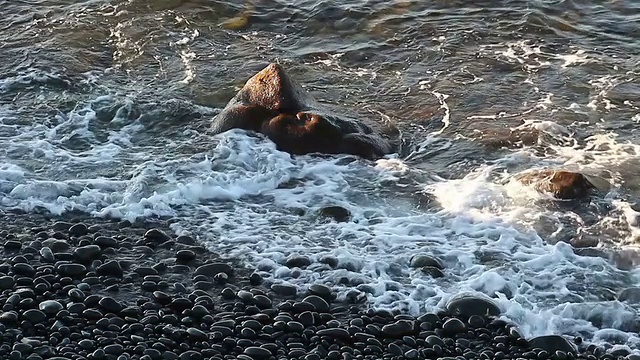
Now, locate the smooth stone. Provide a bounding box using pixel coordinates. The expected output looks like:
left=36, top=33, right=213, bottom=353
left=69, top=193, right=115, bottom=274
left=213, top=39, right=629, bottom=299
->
left=410, top=255, right=444, bottom=269
left=381, top=320, right=414, bottom=337
left=74, top=245, right=102, bottom=262
left=175, top=250, right=196, bottom=262
left=56, top=263, right=86, bottom=277
left=23, top=309, right=47, bottom=323
left=194, top=263, right=232, bottom=276
left=302, top=295, right=330, bottom=312
left=144, top=229, right=171, bottom=243
left=39, top=247, right=55, bottom=263
left=104, top=344, right=124, bottom=355
left=38, top=300, right=63, bottom=314
left=529, top=335, right=577, bottom=354
left=249, top=272, right=263, bottom=285
left=446, top=295, right=500, bottom=317
left=442, top=318, right=466, bottom=333
left=0, top=275, right=15, bottom=290
left=96, top=260, right=123, bottom=277
left=187, top=327, right=208, bottom=341
left=69, top=223, right=88, bottom=237
left=271, top=283, right=297, bottom=296
left=243, top=346, right=272, bottom=358
left=317, top=328, right=351, bottom=339
left=98, top=297, right=123, bottom=313
left=619, top=287, right=640, bottom=304
left=308, top=284, right=332, bottom=299
left=285, top=255, right=312, bottom=268
left=94, top=236, right=118, bottom=248
left=421, top=266, right=445, bottom=278
left=318, top=206, right=351, bottom=222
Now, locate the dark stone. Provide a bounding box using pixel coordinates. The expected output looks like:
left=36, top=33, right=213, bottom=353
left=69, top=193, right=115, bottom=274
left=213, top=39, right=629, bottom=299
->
left=308, top=284, right=332, bottom=299
left=194, top=263, right=232, bottom=276
left=176, top=250, right=196, bottom=263
left=249, top=272, right=263, bottom=285
left=56, top=263, right=87, bottom=277
left=271, top=284, right=297, bottom=296
left=187, top=327, right=208, bottom=341
left=144, top=229, right=171, bottom=243
left=4, top=240, right=21, bottom=251
left=619, top=287, right=640, bottom=304
left=410, top=255, right=444, bottom=269
left=318, top=206, right=351, bottom=222
left=69, top=223, right=88, bottom=237
left=317, top=328, right=351, bottom=339
left=74, top=245, right=102, bottom=262
left=38, top=300, right=63, bottom=314
left=243, top=346, right=272, bottom=359
left=381, top=320, right=414, bottom=337
left=22, top=309, right=47, bottom=323
left=211, top=63, right=395, bottom=159
left=529, top=335, right=577, bottom=354
left=0, top=275, right=15, bottom=290
left=94, top=236, right=118, bottom=248
left=98, top=297, right=123, bottom=313
left=285, top=255, right=312, bottom=268
left=104, top=344, right=124, bottom=355
left=302, top=295, right=330, bottom=313
left=96, top=260, right=123, bottom=277
left=442, top=318, right=466, bottom=334
left=446, top=295, right=500, bottom=317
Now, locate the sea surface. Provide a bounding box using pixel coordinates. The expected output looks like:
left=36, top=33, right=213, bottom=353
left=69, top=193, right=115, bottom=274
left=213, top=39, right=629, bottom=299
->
left=1, top=0, right=640, bottom=352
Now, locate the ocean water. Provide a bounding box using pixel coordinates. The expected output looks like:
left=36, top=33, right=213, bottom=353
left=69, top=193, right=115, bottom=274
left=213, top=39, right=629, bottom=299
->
left=1, top=0, right=640, bottom=352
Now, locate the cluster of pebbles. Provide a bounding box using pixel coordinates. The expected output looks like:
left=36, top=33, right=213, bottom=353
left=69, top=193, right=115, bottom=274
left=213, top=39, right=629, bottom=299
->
left=0, top=212, right=637, bottom=360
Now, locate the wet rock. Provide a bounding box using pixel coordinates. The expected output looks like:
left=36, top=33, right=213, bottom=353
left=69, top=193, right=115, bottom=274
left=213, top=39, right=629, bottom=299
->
left=73, top=245, right=102, bottom=262
left=529, top=335, right=577, bottom=354
left=514, top=170, right=600, bottom=200
left=97, top=260, right=123, bottom=277
left=56, top=263, right=87, bottom=277
left=285, top=255, right=312, bottom=268
left=211, top=63, right=395, bottom=159
left=442, top=318, right=466, bottom=334
left=619, top=287, right=640, bottom=304
left=94, top=236, right=118, bottom=248
left=144, top=228, right=172, bottom=243
left=194, top=262, right=232, bottom=276
left=69, top=223, right=88, bottom=237
left=271, top=283, right=297, bottom=296
left=302, top=295, right=330, bottom=313
left=446, top=294, right=500, bottom=317
left=176, top=250, right=196, bottom=263
left=410, top=255, right=444, bottom=269
left=38, top=300, right=63, bottom=315
left=420, top=266, right=445, bottom=278
left=22, top=309, right=47, bottom=323
left=98, top=297, right=123, bottom=313
left=308, top=284, right=332, bottom=299
left=243, top=346, right=272, bottom=359
left=318, top=206, right=351, bottom=222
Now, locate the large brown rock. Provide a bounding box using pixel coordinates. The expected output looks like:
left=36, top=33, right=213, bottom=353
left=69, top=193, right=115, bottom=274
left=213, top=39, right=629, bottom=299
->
left=212, top=63, right=395, bottom=159
left=515, top=170, right=597, bottom=199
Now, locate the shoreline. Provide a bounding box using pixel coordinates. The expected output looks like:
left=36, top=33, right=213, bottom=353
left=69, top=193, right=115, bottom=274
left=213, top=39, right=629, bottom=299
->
left=0, top=211, right=633, bottom=360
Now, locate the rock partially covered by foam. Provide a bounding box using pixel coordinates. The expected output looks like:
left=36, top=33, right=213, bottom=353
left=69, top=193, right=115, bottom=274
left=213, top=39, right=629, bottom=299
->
left=529, top=335, right=578, bottom=354
left=619, top=287, right=640, bottom=304
left=446, top=294, right=501, bottom=317
left=212, top=63, right=395, bottom=159
left=514, top=169, right=600, bottom=199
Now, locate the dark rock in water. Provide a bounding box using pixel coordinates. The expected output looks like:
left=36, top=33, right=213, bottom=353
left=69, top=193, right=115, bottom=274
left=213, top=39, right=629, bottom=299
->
left=211, top=63, right=395, bottom=159
left=243, top=346, right=272, bottom=359
left=410, top=255, right=444, bottom=269
left=285, top=255, right=312, bottom=268
left=249, top=272, right=263, bottom=285
left=144, top=229, right=171, bottom=243
left=318, top=206, right=351, bottom=222
left=195, top=262, right=233, bottom=276
left=514, top=170, right=603, bottom=200
left=319, top=256, right=339, bottom=268
left=619, top=287, right=640, bottom=304
left=529, top=335, right=577, bottom=354
left=420, top=266, right=445, bottom=278
left=446, top=295, right=500, bottom=317
left=381, top=320, right=415, bottom=337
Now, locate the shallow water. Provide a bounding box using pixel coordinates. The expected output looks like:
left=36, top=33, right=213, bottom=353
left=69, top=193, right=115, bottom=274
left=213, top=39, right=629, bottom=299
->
left=1, top=0, right=640, bottom=352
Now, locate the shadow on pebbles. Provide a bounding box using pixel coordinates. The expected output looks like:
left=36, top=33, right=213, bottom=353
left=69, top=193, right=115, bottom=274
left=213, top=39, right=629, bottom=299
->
left=0, top=211, right=636, bottom=360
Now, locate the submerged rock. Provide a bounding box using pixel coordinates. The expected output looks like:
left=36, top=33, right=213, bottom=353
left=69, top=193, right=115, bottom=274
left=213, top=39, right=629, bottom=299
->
left=514, top=170, right=600, bottom=200
left=212, top=63, right=395, bottom=159
left=318, top=206, right=351, bottom=222
left=446, top=294, right=501, bottom=317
